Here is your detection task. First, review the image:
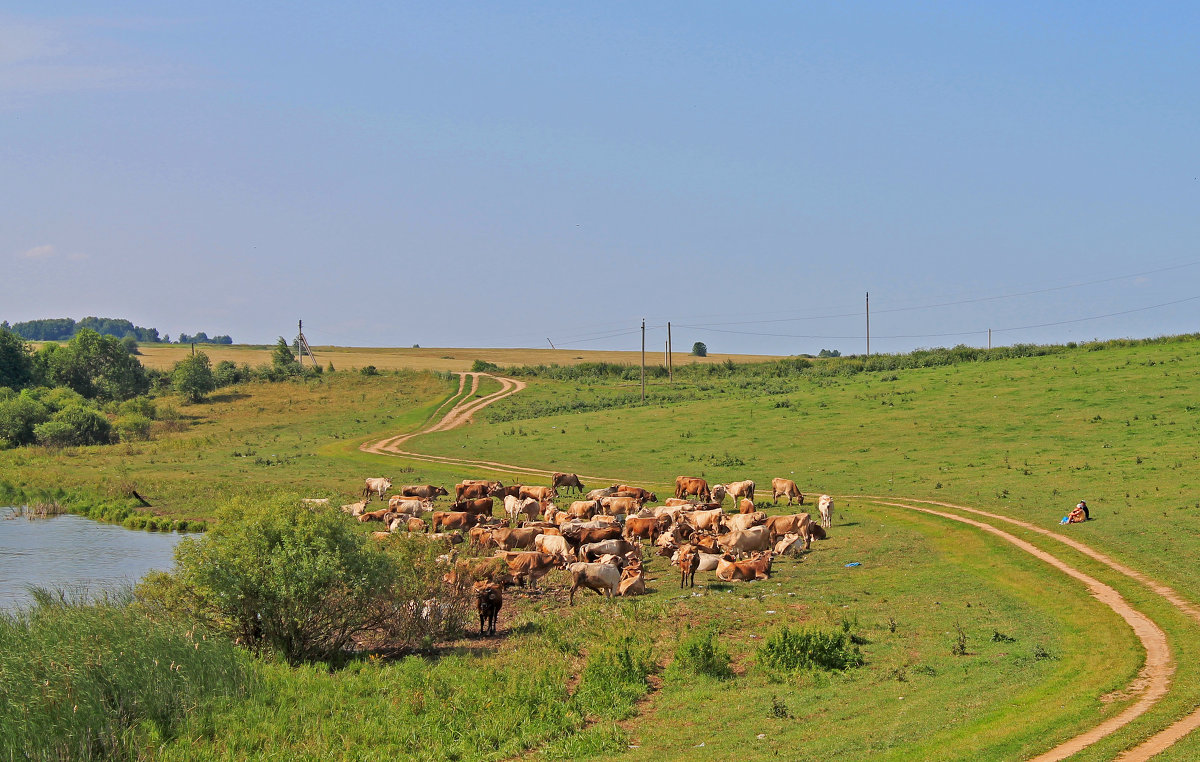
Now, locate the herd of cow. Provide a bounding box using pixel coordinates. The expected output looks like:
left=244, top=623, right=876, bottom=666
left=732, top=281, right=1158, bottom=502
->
left=343, top=473, right=835, bottom=636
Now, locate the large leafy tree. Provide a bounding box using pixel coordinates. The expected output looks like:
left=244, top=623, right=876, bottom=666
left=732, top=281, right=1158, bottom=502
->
left=0, top=328, right=33, bottom=390
left=173, top=352, right=217, bottom=403
left=39, top=329, right=150, bottom=401
left=271, top=336, right=300, bottom=377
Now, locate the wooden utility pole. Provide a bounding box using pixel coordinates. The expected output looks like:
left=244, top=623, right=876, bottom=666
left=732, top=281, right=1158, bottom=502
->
left=547, top=338, right=556, bottom=350
left=866, top=293, right=871, bottom=357
left=988, top=328, right=992, bottom=350
left=296, top=320, right=317, bottom=366
left=641, top=319, right=646, bottom=404
left=667, top=321, right=673, bottom=382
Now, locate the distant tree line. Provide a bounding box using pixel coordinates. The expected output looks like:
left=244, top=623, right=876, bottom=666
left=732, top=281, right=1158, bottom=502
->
left=1, top=317, right=233, bottom=345
left=0, top=329, right=323, bottom=450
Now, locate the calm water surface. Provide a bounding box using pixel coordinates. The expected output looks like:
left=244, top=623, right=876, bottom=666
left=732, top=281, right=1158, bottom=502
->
left=0, top=511, right=195, bottom=610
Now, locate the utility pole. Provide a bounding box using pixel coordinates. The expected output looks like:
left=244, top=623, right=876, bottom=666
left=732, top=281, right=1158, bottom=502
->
left=547, top=338, right=556, bottom=350
left=298, top=320, right=304, bottom=367
left=988, top=328, right=992, bottom=350
left=640, top=319, right=646, bottom=404
left=667, top=321, right=673, bottom=382
left=866, top=293, right=871, bottom=357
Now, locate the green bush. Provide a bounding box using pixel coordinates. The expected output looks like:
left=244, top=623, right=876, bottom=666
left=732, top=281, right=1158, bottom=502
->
left=34, top=404, right=113, bottom=447
left=0, top=392, right=50, bottom=447
left=471, top=359, right=501, bottom=372
left=0, top=591, right=246, bottom=761
left=115, top=412, right=152, bottom=441
left=672, top=627, right=733, bottom=679
left=173, top=352, right=216, bottom=403
left=149, top=499, right=464, bottom=664
left=758, top=626, right=864, bottom=673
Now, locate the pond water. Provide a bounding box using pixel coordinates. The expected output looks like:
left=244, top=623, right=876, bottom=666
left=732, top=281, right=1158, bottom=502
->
left=0, top=511, right=196, bottom=611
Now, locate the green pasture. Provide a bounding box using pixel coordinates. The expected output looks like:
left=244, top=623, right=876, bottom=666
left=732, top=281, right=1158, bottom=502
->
left=6, top=336, right=1200, bottom=758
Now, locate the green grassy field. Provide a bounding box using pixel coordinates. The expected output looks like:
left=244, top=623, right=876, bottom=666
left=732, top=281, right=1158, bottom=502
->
left=6, top=336, right=1200, bottom=758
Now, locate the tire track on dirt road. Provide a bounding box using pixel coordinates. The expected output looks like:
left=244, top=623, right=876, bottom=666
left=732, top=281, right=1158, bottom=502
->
left=362, top=378, right=1196, bottom=759
left=871, top=497, right=1200, bottom=761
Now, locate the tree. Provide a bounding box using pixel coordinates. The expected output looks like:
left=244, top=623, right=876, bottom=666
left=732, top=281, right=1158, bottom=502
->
left=33, top=404, right=113, bottom=447
left=40, top=329, right=149, bottom=401
left=173, top=352, right=217, bottom=403
left=120, top=336, right=140, bottom=355
left=691, top=341, right=708, bottom=357
left=271, top=337, right=300, bottom=377
left=167, top=501, right=403, bottom=664
left=0, top=328, right=34, bottom=390
left=817, top=348, right=841, bottom=358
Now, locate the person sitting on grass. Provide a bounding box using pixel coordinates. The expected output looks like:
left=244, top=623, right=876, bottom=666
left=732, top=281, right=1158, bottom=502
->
left=1076, top=500, right=1089, bottom=520
left=1066, top=504, right=1087, bottom=523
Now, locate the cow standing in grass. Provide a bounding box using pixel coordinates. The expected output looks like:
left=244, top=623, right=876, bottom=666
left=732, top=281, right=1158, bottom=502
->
left=553, top=473, right=585, bottom=494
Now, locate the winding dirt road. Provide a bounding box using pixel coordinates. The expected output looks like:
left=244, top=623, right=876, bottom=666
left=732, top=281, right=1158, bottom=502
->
left=362, top=374, right=1200, bottom=760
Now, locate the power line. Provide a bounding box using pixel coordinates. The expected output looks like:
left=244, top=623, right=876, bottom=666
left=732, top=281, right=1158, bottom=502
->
left=676, top=293, right=1200, bottom=341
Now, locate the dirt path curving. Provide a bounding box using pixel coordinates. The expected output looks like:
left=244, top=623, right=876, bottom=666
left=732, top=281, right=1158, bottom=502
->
left=869, top=499, right=1173, bottom=762
left=360, top=378, right=1198, bottom=759
left=867, top=497, right=1200, bottom=762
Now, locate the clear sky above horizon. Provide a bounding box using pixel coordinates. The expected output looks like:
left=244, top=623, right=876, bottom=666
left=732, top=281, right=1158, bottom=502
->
left=4, top=3, right=1199, bottom=356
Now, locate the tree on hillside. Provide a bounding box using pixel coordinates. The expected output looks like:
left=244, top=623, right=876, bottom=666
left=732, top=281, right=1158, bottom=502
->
left=0, top=329, right=34, bottom=390
left=691, top=341, right=708, bottom=357
left=38, top=329, right=150, bottom=401
left=271, top=337, right=300, bottom=377
left=174, top=352, right=217, bottom=403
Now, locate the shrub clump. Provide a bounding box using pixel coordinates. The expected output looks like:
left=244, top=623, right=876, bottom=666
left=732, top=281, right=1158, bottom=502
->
left=141, top=499, right=469, bottom=664
left=672, top=628, right=733, bottom=679
left=758, top=625, right=864, bottom=673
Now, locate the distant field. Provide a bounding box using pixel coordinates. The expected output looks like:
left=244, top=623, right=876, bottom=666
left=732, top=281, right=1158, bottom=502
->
left=131, top=344, right=781, bottom=372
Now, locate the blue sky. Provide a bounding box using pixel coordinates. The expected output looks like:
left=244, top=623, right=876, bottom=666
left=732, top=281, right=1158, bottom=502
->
left=4, top=3, right=1199, bottom=355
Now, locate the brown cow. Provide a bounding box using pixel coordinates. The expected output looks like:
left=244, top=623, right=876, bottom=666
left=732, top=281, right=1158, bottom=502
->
left=616, top=485, right=657, bottom=502
left=723, top=480, right=756, bottom=503
left=455, top=482, right=490, bottom=501
left=452, top=498, right=494, bottom=518
left=474, top=581, right=502, bottom=636
left=599, top=496, right=640, bottom=515
left=357, top=508, right=394, bottom=523
left=771, top=478, right=804, bottom=506
left=520, top=485, right=557, bottom=502
left=764, top=513, right=812, bottom=541
left=624, top=515, right=668, bottom=544
left=552, top=473, right=586, bottom=494
left=675, top=476, right=710, bottom=501
left=561, top=524, right=623, bottom=552
left=498, top=551, right=565, bottom=588
left=567, top=500, right=600, bottom=520
left=491, top=526, right=541, bottom=551
left=432, top=511, right=479, bottom=532
left=401, top=484, right=449, bottom=500
left=619, top=563, right=646, bottom=596
left=489, top=484, right=522, bottom=500
left=737, top=498, right=756, bottom=514
left=716, top=552, right=773, bottom=581
left=678, top=545, right=701, bottom=588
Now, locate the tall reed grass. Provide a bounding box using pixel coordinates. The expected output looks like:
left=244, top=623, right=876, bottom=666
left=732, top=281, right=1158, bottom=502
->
left=0, top=589, right=246, bottom=761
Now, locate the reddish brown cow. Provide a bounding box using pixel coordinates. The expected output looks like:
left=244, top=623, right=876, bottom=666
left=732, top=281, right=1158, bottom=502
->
left=624, top=515, right=668, bottom=544
left=474, top=581, right=502, bottom=636
left=771, top=478, right=804, bottom=506
left=675, top=476, right=711, bottom=501
left=489, top=484, right=521, bottom=499
left=490, top=526, right=541, bottom=551
left=617, top=485, right=657, bottom=502
left=716, top=552, right=773, bottom=581
left=498, top=551, right=565, bottom=588
left=431, top=511, right=479, bottom=532
left=552, top=473, right=586, bottom=494
left=401, top=484, right=449, bottom=500
left=600, top=496, right=641, bottom=515
left=737, top=498, right=756, bottom=514
left=520, top=485, right=557, bottom=502
left=764, top=513, right=812, bottom=541
left=357, top=508, right=393, bottom=523
left=456, top=482, right=490, bottom=501
left=452, top=498, right=494, bottom=517
left=561, top=525, right=623, bottom=552
left=678, top=545, right=701, bottom=588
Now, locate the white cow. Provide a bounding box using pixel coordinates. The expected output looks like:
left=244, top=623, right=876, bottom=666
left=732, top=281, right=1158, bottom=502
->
left=363, top=477, right=392, bottom=499
left=818, top=494, right=834, bottom=528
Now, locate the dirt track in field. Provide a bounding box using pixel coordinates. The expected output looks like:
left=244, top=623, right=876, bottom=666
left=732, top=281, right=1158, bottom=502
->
left=362, top=374, right=1199, bottom=760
